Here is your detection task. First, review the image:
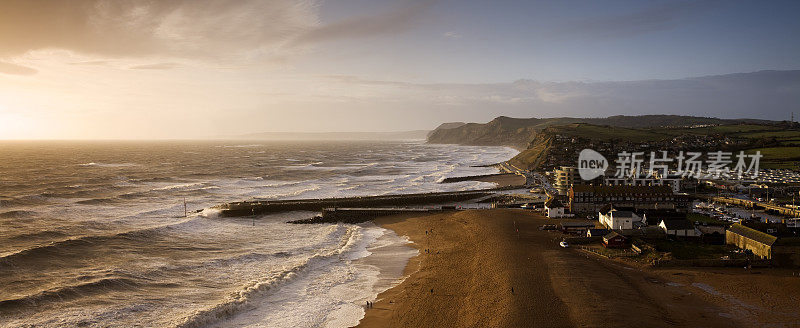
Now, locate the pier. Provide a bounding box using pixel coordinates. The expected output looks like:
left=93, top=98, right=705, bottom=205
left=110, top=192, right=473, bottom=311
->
left=438, top=170, right=531, bottom=188
left=215, top=190, right=494, bottom=217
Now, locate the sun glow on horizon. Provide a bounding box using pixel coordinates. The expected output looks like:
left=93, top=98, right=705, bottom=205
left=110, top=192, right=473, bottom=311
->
left=0, top=1, right=798, bottom=139
left=0, top=110, right=36, bottom=139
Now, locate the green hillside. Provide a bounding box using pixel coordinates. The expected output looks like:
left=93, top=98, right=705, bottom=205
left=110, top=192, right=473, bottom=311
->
left=427, top=115, right=798, bottom=170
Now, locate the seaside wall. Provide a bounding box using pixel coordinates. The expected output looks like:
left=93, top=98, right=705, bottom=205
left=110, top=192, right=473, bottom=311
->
left=217, top=190, right=493, bottom=217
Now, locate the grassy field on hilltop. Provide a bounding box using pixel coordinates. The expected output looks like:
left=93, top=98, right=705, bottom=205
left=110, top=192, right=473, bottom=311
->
left=740, top=130, right=800, bottom=139
left=550, top=123, right=671, bottom=141
left=508, top=121, right=800, bottom=170
left=648, top=124, right=800, bottom=170
left=746, top=147, right=800, bottom=169
left=676, top=124, right=783, bottom=135
left=550, top=123, right=795, bottom=142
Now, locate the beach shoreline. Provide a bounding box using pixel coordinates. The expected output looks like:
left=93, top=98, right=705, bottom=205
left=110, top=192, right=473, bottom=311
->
left=353, top=209, right=800, bottom=328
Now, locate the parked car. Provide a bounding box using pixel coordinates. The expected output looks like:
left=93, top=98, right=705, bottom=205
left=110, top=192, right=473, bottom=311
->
left=539, top=224, right=557, bottom=230
left=559, top=241, right=569, bottom=248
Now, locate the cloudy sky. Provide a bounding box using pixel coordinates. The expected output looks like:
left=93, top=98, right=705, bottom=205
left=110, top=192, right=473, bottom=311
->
left=1, top=0, right=799, bottom=139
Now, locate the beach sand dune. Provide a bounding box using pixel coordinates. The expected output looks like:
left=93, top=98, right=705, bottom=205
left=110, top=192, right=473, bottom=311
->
left=356, top=209, right=744, bottom=328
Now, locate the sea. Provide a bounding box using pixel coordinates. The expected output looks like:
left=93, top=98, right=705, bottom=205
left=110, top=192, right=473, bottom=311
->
left=0, top=140, right=518, bottom=328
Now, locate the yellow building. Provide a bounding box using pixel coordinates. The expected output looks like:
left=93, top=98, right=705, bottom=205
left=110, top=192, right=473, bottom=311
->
left=726, top=223, right=776, bottom=259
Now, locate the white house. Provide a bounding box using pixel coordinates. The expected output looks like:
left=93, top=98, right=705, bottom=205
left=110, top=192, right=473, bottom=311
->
left=599, top=210, right=642, bottom=230
left=545, top=199, right=566, bottom=218
left=658, top=220, right=700, bottom=237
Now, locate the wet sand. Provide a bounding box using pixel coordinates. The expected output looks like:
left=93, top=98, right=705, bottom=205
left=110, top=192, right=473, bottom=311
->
left=473, top=173, right=526, bottom=187
left=440, top=173, right=526, bottom=188
left=353, top=209, right=798, bottom=327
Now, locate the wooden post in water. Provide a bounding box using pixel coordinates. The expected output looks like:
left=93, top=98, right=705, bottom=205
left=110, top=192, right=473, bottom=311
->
left=184, top=197, right=187, bottom=218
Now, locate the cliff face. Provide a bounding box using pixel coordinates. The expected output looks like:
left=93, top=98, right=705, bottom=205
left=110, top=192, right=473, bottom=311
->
left=427, top=115, right=773, bottom=148
left=508, top=132, right=552, bottom=170
left=426, top=116, right=545, bottom=150
left=427, top=115, right=782, bottom=169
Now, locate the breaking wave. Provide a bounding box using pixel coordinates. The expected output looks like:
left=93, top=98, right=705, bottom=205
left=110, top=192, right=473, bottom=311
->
left=77, top=162, right=138, bottom=168
left=0, top=277, right=141, bottom=311
left=0, top=218, right=198, bottom=266
left=0, top=210, right=37, bottom=219
left=174, top=225, right=362, bottom=328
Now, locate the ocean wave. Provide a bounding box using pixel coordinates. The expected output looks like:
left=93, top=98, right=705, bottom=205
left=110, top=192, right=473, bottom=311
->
left=257, top=180, right=304, bottom=188
left=217, top=144, right=263, bottom=148
left=151, top=182, right=206, bottom=191
left=0, top=277, right=140, bottom=311
left=0, top=218, right=198, bottom=266
left=0, top=210, right=37, bottom=219
left=7, top=230, right=67, bottom=241
left=75, top=197, right=119, bottom=205
left=1, top=194, right=52, bottom=207
left=141, top=251, right=289, bottom=277
left=265, top=185, right=323, bottom=200
left=199, top=208, right=222, bottom=219
left=77, top=162, right=138, bottom=168
left=174, top=225, right=363, bottom=328
left=128, top=177, right=176, bottom=183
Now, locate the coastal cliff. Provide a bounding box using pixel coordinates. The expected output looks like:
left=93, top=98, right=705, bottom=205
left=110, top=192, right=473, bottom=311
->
left=427, top=115, right=789, bottom=170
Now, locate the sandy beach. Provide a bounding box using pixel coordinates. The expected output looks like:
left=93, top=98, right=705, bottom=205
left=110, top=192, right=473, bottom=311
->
left=355, top=209, right=800, bottom=327
left=456, top=173, right=526, bottom=188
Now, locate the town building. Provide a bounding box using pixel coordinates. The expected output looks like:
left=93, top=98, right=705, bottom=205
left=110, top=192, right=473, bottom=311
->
left=658, top=220, right=699, bottom=237
left=558, top=221, right=596, bottom=235
left=544, top=198, right=566, bottom=218
left=697, top=224, right=726, bottom=244
left=552, top=166, right=580, bottom=195
left=785, top=218, right=800, bottom=229
left=568, top=185, right=687, bottom=215
left=605, top=174, right=682, bottom=193
left=726, top=223, right=800, bottom=266
left=550, top=166, right=604, bottom=195
left=636, top=209, right=686, bottom=225
left=586, top=228, right=611, bottom=237
left=603, top=231, right=628, bottom=248
left=726, top=223, right=777, bottom=259
left=599, top=209, right=643, bottom=230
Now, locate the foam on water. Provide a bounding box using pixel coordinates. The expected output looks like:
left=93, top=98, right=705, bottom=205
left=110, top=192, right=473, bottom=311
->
left=218, top=223, right=416, bottom=328
left=0, top=141, right=517, bottom=327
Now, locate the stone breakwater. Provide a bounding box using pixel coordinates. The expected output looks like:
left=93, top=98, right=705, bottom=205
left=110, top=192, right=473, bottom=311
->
left=214, top=190, right=494, bottom=217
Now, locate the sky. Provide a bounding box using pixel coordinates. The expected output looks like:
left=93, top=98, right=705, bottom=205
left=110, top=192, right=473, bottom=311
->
left=0, top=0, right=799, bottom=139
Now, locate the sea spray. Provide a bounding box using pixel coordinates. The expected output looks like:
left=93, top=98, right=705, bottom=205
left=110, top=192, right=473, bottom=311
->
left=173, top=225, right=364, bottom=328
left=0, top=141, right=518, bottom=327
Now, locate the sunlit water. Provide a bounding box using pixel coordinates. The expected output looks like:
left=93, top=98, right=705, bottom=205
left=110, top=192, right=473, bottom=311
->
left=0, top=140, right=517, bottom=327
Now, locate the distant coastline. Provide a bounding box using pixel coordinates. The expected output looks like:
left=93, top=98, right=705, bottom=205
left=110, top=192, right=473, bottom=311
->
left=225, top=130, right=430, bottom=141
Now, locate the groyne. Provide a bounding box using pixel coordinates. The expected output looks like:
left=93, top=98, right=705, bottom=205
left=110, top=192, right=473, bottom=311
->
left=214, top=190, right=493, bottom=217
